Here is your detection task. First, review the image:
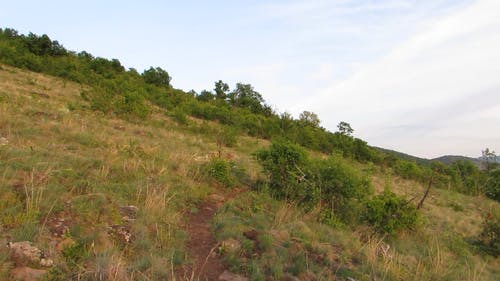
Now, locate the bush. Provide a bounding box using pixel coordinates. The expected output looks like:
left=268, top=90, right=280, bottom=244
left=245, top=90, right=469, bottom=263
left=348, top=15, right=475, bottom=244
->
left=255, top=141, right=309, bottom=201
left=256, top=141, right=373, bottom=223
left=393, top=160, right=422, bottom=181
left=484, top=170, right=500, bottom=202
left=203, top=158, right=236, bottom=188
left=216, top=126, right=239, bottom=147
left=364, top=190, right=418, bottom=235
left=312, top=156, right=373, bottom=223
left=476, top=213, right=500, bottom=257
left=170, top=107, right=189, bottom=125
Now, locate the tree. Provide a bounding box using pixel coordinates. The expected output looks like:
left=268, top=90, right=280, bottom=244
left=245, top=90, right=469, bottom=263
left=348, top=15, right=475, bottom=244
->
left=214, top=80, right=230, bottom=100
left=337, top=121, right=353, bottom=136
left=299, top=111, right=320, bottom=128
left=196, top=90, right=215, bottom=102
left=484, top=170, right=500, bottom=202
left=228, top=83, right=265, bottom=114
left=482, top=148, right=498, bottom=172
left=142, top=67, right=171, bottom=88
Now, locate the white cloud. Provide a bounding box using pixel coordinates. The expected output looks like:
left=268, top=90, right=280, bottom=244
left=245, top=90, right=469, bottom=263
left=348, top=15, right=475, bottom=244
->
left=301, top=0, right=500, bottom=158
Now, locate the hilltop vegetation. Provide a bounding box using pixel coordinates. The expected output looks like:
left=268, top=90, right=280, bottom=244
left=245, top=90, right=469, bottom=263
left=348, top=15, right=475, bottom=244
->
left=0, top=28, right=499, bottom=280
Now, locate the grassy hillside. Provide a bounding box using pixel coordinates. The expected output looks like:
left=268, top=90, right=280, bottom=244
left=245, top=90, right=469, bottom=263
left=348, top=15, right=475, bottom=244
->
left=0, top=64, right=499, bottom=281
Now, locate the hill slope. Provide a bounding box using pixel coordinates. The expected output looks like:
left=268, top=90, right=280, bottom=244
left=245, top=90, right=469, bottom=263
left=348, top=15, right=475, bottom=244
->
left=0, top=64, right=499, bottom=280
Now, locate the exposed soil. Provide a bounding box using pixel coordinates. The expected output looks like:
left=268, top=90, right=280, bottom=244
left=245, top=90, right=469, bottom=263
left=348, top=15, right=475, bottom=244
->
left=176, top=194, right=227, bottom=281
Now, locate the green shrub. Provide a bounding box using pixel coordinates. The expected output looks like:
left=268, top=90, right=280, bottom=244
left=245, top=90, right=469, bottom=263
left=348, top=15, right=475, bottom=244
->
left=203, top=158, right=236, bottom=188
left=255, top=141, right=309, bottom=201
left=217, top=126, right=239, bottom=147
left=476, top=213, right=499, bottom=257
left=393, top=160, right=422, bottom=181
left=171, top=107, right=188, bottom=125
left=364, top=190, right=418, bottom=235
left=62, top=241, right=89, bottom=265
left=312, top=156, right=373, bottom=224
left=484, top=170, right=500, bottom=202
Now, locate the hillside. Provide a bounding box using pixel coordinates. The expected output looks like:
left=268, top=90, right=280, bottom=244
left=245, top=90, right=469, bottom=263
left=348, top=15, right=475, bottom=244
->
left=374, top=147, right=431, bottom=166
left=0, top=64, right=499, bottom=280
left=0, top=28, right=499, bottom=281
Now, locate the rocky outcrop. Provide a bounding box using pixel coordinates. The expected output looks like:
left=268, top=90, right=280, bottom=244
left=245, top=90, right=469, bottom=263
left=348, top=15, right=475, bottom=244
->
left=7, top=241, right=53, bottom=267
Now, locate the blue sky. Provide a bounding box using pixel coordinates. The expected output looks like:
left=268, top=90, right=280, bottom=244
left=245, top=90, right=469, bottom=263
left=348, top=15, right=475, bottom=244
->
left=2, top=0, right=499, bottom=158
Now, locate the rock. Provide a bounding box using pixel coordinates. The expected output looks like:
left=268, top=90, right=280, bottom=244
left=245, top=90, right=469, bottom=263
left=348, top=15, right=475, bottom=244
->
left=0, top=137, right=8, bottom=146
left=347, top=277, right=357, bottom=281
left=109, top=225, right=133, bottom=243
left=39, top=258, right=53, bottom=267
left=221, top=238, right=241, bottom=253
left=10, top=267, right=46, bottom=281
left=47, top=217, right=70, bottom=237
left=119, top=205, right=139, bottom=219
left=7, top=241, right=53, bottom=267
left=218, top=270, right=249, bottom=281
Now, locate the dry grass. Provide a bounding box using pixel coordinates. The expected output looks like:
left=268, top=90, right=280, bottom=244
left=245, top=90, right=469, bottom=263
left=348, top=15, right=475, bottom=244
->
left=0, top=63, right=267, bottom=279
left=1, top=63, right=498, bottom=280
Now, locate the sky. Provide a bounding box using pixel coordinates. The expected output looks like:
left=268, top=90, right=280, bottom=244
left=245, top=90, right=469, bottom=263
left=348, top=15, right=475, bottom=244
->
left=1, top=0, right=499, bottom=158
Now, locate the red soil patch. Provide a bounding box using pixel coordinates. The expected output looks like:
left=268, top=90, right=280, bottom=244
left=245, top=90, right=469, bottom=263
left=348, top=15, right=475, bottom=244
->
left=176, top=195, right=226, bottom=281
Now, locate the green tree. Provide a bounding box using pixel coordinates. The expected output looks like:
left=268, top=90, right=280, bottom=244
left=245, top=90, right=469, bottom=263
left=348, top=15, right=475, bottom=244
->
left=482, top=148, right=498, bottom=172
left=228, top=83, right=265, bottom=114
left=196, top=90, right=215, bottom=102
left=484, top=170, right=500, bottom=202
left=337, top=121, right=353, bottom=136
left=142, top=66, right=171, bottom=88
left=214, top=80, right=230, bottom=100
left=299, top=111, right=320, bottom=128
left=451, top=160, right=482, bottom=194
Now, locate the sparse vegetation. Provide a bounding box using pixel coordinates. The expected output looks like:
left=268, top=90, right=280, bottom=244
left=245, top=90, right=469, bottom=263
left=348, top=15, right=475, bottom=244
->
left=0, top=28, right=498, bottom=280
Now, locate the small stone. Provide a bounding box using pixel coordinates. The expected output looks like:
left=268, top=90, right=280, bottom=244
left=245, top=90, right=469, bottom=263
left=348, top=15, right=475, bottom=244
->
left=221, top=238, right=241, bottom=253
left=0, top=137, right=8, bottom=146
left=218, top=270, right=249, bottom=281
left=109, top=225, right=133, bottom=243
left=347, top=277, right=358, bottom=281
left=40, top=258, right=53, bottom=267
left=119, top=205, right=139, bottom=219
left=10, top=267, right=46, bottom=281
left=122, top=216, right=136, bottom=223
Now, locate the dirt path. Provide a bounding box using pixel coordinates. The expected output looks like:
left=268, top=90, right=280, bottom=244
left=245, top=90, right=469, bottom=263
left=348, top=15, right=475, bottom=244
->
left=176, top=194, right=227, bottom=281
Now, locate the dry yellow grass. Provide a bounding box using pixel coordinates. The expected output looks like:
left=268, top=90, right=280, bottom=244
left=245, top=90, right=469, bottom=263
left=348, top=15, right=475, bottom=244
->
left=0, top=63, right=498, bottom=280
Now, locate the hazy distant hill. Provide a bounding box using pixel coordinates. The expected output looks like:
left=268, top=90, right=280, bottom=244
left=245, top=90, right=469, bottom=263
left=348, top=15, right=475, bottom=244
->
left=376, top=147, right=499, bottom=168
left=431, top=155, right=483, bottom=166
left=374, top=147, right=431, bottom=165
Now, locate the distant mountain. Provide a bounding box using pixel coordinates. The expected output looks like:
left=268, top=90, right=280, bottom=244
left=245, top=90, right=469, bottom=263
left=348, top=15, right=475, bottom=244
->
left=431, top=155, right=483, bottom=166
left=374, top=147, right=431, bottom=166
left=478, top=155, right=500, bottom=163
left=375, top=147, right=499, bottom=169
